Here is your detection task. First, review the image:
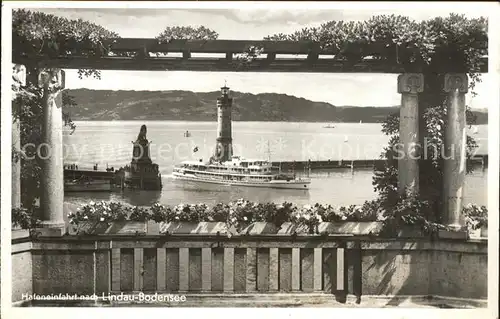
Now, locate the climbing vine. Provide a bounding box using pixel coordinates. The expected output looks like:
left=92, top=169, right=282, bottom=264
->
left=156, top=26, right=219, bottom=42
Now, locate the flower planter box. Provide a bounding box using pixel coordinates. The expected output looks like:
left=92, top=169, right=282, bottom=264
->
left=159, top=222, right=230, bottom=235
left=240, top=222, right=280, bottom=235
left=71, top=221, right=110, bottom=235
left=157, top=221, right=384, bottom=236
left=66, top=221, right=384, bottom=236
left=397, top=225, right=425, bottom=238
left=105, top=221, right=147, bottom=235
left=480, top=226, right=488, bottom=238
left=438, top=229, right=468, bottom=240
left=275, top=222, right=310, bottom=234
left=317, top=222, right=384, bottom=235
left=71, top=221, right=147, bottom=235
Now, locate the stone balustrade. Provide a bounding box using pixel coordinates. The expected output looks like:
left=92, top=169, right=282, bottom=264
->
left=12, top=230, right=487, bottom=306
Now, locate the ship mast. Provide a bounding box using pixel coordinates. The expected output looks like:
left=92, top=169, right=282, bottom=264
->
left=267, top=140, right=271, bottom=162
left=267, top=140, right=282, bottom=174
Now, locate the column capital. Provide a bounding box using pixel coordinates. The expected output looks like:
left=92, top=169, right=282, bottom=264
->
left=397, top=73, right=424, bottom=94
left=38, top=68, right=65, bottom=91
left=444, top=73, right=468, bottom=93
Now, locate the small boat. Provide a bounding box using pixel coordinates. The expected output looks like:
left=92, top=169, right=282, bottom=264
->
left=472, top=126, right=479, bottom=134
left=64, top=178, right=111, bottom=192
left=344, top=135, right=349, bottom=142
left=323, top=124, right=336, bottom=128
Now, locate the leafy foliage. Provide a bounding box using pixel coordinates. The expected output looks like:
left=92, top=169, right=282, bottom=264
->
left=266, top=14, right=487, bottom=231
left=13, top=9, right=120, bottom=79
left=12, top=207, right=41, bottom=230
left=265, top=14, right=487, bottom=70
left=233, top=45, right=265, bottom=69
left=156, top=26, right=219, bottom=42
left=68, top=201, right=128, bottom=225
left=462, top=204, right=488, bottom=230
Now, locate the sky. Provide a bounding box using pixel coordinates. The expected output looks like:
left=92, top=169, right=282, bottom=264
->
left=26, top=5, right=493, bottom=108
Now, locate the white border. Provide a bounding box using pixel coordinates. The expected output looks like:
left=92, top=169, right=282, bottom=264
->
left=2, top=1, right=497, bottom=12
left=1, top=3, right=14, bottom=318
left=486, top=4, right=500, bottom=319
left=2, top=2, right=499, bottom=319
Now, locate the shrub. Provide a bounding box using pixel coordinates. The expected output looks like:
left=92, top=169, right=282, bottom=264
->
left=12, top=207, right=41, bottom=230
left=462, top=204, right=488, bottom=230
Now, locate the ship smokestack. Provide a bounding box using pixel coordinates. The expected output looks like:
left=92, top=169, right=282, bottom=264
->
left=214, top=82, right=233, bottom=162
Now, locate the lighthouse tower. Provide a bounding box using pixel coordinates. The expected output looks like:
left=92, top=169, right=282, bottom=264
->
left=214, top=83, right=233, bottom=162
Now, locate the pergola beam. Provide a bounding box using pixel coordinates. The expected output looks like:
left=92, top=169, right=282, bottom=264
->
left=13, top=38, right=488, bottom=73
left=101, top=38, right=322, bottom=54
left=16, top=56, right=488, bottom=73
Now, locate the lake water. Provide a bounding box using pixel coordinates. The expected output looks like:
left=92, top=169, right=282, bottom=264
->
left=63, top=121, right=488, bottom=212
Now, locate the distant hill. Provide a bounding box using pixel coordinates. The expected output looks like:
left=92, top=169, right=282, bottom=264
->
left=64, top=89, right=488, bottom=124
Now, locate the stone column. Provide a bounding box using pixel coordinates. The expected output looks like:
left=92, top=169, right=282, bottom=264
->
left=443, top=73, right=468, bottom=230
left=38, top=68, right=66, bottom=233
left=397, top=73, right=423, bottom=196
left=12, top=64, right=26, bottom=209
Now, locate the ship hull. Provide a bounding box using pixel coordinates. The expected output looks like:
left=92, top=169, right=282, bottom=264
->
left=172, top=172, right=310, bottom=190
left=64, top=180, right=112, bottom=192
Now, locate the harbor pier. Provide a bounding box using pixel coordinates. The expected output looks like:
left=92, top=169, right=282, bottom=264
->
left=272, top=154, right=488, bottom=171
left=62, top=154, right=488, bottom=182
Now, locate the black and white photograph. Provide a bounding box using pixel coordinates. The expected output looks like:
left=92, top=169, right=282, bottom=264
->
left=1, top=1, right=498, bottom=317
